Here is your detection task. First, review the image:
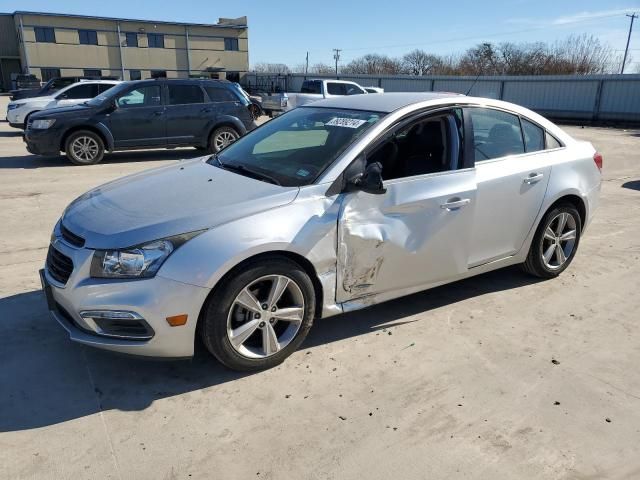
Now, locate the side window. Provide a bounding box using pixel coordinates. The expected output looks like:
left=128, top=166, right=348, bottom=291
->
left=545, top=132, right=562, bottom=149
left=301, top=81, right=321, bottom=94
left=326, top=83, right=347, bottom=95
left=345, top=84, right=365, bottom=95
left=116, top=85, right=162, bottom=108
left=205, top=86, right=238, bottom=102
left=61, top=84, right=99, bottom=99
left=521, top=118, right=544, bottom=153
left=168, top=85, right=205, bottom=105
left=98, top=84, right=116, bottom=94
left=468, top=108, right=524, bottom=161
left=368, top=109, right=464, bottom=180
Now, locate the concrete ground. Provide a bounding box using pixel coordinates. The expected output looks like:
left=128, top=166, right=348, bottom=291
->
left=1, top=94, right=639, bottom=480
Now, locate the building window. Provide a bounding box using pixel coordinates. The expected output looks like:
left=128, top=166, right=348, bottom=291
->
left=41, top=68, right=61, bottom=81
left=150, top=70, right=167, bottom=79
left=129, top=70, right=142, bottom=80
left=224, top=38, right=239, bottom=51
left=83, top=69, right=102, bottom=78
left=147, top=33, right=164, bottom=48
left=78, top=29, right=98, bottom=45
left=34, top=27, right=56, bottom=43
left=125, top=32, right=138, bottom=47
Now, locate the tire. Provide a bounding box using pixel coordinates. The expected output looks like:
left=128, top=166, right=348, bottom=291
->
left=200, top=256, right=316, bottom=371
left=208, top=126, right=240, bottom=153
left=522, top=203, right=581, bottom=278
left=65, top=130, right=105, bottom=165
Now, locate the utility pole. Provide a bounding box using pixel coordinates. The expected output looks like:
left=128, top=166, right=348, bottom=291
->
left=621, top=13, right=637, bottom=74
left=333, top=48, right=341, bottom=77
left=305, top=51, right=309, bottom=76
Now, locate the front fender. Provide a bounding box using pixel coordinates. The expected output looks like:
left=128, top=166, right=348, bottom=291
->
left=95, top=122, right=115, bottom=151
left=157, top=184, right=343, bottom=317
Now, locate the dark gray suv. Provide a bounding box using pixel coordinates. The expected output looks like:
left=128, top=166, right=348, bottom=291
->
left=24, top=79, right=257, bottom=165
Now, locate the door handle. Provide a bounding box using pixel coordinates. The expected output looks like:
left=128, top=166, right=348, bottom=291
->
left=153, top=111, right=165, bottom=116
left=441, top=198, right=471, bottom=210
left=523, top=173, right=544, bottom=184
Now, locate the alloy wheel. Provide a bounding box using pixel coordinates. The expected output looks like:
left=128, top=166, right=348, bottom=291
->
left=226, top=275, right=305, bottom=359
left=215, top=131, right=238, bottom=150
left=541, top=212, right=577, bottom=270
left=71, top=136, right=99, bottom=162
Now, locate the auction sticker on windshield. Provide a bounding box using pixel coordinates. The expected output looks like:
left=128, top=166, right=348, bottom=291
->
left=326, top=117, right=368, bottom=129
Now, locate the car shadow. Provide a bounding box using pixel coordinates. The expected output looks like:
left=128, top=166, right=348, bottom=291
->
left=0, top=149, right=206, bottom=169
left=0, top=266, right=541, bottom=432
left=622, top=180, right=640, bottom=191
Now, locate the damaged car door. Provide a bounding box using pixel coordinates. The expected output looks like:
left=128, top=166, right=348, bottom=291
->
left=337, top=109, right=476, bottom=302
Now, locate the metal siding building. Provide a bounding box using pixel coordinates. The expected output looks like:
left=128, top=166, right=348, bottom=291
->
left=0, top=11, right=249, bottom=90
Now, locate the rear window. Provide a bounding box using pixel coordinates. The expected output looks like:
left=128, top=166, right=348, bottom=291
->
left=301, top=81, right=322, bottom=94
left=205, top=86, right=238, bottom=102
left=168, top=85, right=204, bottom=105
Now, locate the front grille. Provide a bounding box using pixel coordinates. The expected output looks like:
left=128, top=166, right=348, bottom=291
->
left=60, top=223, right=85, bottom=248
left=46, top=245, right=73, bottom=284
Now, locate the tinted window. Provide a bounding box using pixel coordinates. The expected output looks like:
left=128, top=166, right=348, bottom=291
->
left=148, top=33, right=164, bottom=48
left=40, top=68, right=61, bottom=82
left=168, top=85, right=204, bottom=105
left=546, top=132, right=562, bottom=149
left=224, top=38, right=239, bottom=51
left=78, top=30, right=98, bottom=45
left=129, top=70, right=141, bottom=81
left=35, top=27, right=56, bottom=43
left=326, top=83, right=347, bottom=95
left=521, top=119, right=545, bottom=153
left=468, top=108, right=524, bottom=161
left=205, top=86, right=238, bottom=102
left=83, top=69, right=101, bottom=78
left=62, top=84, right=99, bottom=99
left=301, top=81, right=321, bottom=94
left=116, top=86, right=162, bottom=108
left=125, top=32, right=138, bottom=47
left=345, top=84, right=365, bottom=95
left=98, top=83, right=116, bottom=94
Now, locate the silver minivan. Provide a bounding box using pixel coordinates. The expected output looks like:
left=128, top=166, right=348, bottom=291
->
left=41, top=93, right=602, bottom=371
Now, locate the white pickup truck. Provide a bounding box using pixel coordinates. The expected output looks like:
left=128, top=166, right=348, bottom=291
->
left=260, top=79, right=382, bottom=116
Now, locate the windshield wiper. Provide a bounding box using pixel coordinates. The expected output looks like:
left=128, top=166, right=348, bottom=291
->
left=213, top=156, right=281, bottom=186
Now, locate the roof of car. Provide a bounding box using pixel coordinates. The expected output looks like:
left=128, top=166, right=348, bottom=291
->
left=308, top=92, right=465, bottom=113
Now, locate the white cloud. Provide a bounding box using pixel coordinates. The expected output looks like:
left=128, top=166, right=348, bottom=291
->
left=552, top=8, right=637, bottom=25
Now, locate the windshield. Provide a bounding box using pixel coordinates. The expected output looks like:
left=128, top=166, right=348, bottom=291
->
left=208, top=107, right=384, bottom=187
left=85, top=82, right=131, bottom=106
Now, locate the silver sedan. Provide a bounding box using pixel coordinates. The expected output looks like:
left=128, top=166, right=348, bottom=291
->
left=41, top=93, right=602, bottom=371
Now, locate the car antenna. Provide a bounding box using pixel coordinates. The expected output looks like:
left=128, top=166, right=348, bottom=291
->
left=465, top=70, right=483, bottom=96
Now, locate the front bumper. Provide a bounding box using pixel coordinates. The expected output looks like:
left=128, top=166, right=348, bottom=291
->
left=24, top=126, right=63, bottom=156
left=42, top=231, right=211, bottom=358
left=6, top=108, right=25, bottom=127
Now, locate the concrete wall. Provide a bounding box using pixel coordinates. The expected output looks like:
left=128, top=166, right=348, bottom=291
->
left=244, top=72, right=640, bottom=123
left=13, top=12, right=249, bottom=81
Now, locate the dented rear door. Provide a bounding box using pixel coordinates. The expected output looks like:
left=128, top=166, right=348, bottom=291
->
left=336, top=169, right=477, bottom=303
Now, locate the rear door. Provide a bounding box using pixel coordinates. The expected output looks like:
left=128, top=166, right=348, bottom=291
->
left=466, top=107, right=552, bottom=267
left=164, top=83, right=208, bottom=145
left=108, top=84, right=166, bottom=147
left=204, top=84, right=249, bottom=125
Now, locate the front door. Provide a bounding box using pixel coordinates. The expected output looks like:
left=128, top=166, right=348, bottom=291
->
left=336, top=109, right=476, bottom=302
left=465, top=107, right=552, bottom=267
left=108, top=84, right=166, bottom=148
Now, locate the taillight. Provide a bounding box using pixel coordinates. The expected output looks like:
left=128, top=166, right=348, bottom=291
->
left=593, top=152, right=603, bottom=172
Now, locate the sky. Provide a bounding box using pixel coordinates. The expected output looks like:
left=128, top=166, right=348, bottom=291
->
left=4, top=0, right=640, bottom=70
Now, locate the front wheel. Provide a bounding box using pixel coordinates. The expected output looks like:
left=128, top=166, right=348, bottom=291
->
left=208, top=126, right=240, bottom=153
left=522, top=203, right=581, bottom=278
left=200, top=257, right=316, bottom=371
left=65, top=130, right=105, bottom=165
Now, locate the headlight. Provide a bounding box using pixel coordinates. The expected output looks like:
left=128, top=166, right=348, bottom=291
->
left=7, top=103, right=22, bottom=110
left=31, top=119, right=56, bottom=129
left=90, top=231, right=203, bottom=279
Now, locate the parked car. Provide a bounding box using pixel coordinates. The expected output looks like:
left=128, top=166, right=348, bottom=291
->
left=7, top=80, right=120, bottom=129
left=11, top=73, right=41, bottom=92
left=261, top=79, right=377, bottom=116
left=40, top=93, right=602, bottom=370
left=24, top=79, right=257, bottom=165
left=10, top=75, right=120, bottom=101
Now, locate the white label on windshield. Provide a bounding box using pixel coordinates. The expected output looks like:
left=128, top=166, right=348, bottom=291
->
left=326, top=117, right=367, bottom=129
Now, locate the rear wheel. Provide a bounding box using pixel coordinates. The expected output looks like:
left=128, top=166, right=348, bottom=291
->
left=522, top=203, right=581, bottom=278
left=208, top=126, right=240, bottom=153
left=65, top=130, right=105, bottom=165
left=200, top=257, right=315, bottom=371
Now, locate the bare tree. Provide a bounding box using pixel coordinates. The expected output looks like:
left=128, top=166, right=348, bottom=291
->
left=402, top=49, right=441, bottom=75
left=341, top=54, right=405, bottom=75
left=309, top=63, right=335, bottom=75
left=253, top=63, right=290, bottom=74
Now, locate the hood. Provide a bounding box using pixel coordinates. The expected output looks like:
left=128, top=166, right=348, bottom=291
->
left=33, top=103, right=96, bottom=119
left=62, top=157, right=300, bottom=249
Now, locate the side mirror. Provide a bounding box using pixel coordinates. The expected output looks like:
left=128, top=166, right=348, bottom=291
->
left=346, top=159, right=386, bottom=195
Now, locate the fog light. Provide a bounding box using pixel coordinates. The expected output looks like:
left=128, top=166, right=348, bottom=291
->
left=79, top=310, right=154, bottom=340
